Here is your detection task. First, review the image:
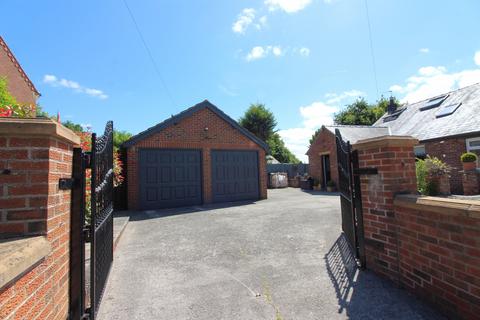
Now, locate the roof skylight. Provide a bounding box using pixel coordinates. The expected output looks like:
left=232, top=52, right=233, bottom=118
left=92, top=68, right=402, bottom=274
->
left=383, top=108, right=406, bottom=122
left=420, top=94, right=449, bottom=111
left=435, top=103, right=462, bottom=118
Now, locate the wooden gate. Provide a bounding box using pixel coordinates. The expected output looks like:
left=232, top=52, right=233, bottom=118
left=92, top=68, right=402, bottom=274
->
left=335, top=129, right=366, bottom=267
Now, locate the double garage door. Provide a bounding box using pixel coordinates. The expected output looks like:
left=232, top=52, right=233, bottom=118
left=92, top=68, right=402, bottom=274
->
left=139, top=149, right=259, bottom=210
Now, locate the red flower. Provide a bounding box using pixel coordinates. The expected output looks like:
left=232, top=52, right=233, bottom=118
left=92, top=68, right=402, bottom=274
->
left=0, top=106, right=13, bottom=117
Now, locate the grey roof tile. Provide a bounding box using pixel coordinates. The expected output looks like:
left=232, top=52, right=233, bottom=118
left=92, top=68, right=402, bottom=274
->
left=324, top=125, right=390, bottom=144
left=374, top=83, right=480, bottom=141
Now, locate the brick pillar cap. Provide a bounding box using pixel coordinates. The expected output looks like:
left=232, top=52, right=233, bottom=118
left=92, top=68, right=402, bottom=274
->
left=0, top=118, right=80, bottom=145
left=353, top=135, right=418, bottom=150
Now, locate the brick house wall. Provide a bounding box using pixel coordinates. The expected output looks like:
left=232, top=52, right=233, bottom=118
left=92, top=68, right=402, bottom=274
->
left=306, top=128, right=338, bottom=188
left=126, top=107, right=267, bottom=210
left=424, top=137, right=468, bottom=194
left=0, top=119, right=80, bottom=319
left=0, top=36, right=39, bottom=106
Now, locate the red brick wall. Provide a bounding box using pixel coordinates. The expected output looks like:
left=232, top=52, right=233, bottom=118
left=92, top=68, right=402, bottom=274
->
left=424, top=138, right=468, bottom=194
left=356, top=137, right=418, bottom=281
left=394, top=197, right=480, bottom=319
left=0, top=39, right=38, bottom=106
left=462, top=170, right=480, bottom=195
left=126, top=107, right=267, bottom=210
left=356, top=136, right=480, bottom=319
left=307, top=128, right=338, bottom=188
left=0, top=135, right=74, bottom=319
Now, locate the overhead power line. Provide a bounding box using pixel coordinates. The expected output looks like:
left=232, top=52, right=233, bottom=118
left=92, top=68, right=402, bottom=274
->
left=122, top=0, right=176, bottom=107
left=364, top=0, right=379, bottom=100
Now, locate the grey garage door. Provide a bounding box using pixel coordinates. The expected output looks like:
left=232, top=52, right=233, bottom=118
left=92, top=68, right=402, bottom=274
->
left=211, top=150, right=259, bottom=203
left=139, top=149, right=202, bottom=210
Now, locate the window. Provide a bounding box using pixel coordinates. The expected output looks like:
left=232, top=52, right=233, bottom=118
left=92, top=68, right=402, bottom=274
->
left=414, top=145, right=426, bottom=159
left=420, top=94, right=448, bottom=111
left=383, top=107, right=406, bottom=122
left=466, top=137, right=480, bottom=151
left=466, top=138, right=480, bottom=166
left=435, top=103, right=462, bottom=118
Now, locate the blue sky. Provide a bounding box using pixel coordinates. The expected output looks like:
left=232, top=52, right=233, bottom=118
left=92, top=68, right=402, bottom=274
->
left=2, top=0, right=480, bottom=161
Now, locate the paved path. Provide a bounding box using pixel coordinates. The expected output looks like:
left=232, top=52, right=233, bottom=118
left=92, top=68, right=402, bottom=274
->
left=98, top=188, right=444, bottom=320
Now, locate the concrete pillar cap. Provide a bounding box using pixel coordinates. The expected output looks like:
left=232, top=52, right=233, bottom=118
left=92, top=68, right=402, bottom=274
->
left=0, top=118, right=80, bottom=145
left=353, top=135, right=418, bottom=150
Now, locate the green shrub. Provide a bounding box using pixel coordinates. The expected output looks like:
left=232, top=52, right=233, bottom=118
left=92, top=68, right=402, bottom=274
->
left=416, top=159, right=427, bottom=194
left=424, top=155, right=451, bottom=176
left=327, top=180, right=336, bottom=187
left=416, top=156, right=450, bottom=195
left=460, top=152, right=478, bottom=163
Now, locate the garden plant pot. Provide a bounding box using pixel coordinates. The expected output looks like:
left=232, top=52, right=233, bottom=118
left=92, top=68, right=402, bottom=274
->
left=327, top=186, right=335, bottom=192
left=463, top=162, right=477, bottom=171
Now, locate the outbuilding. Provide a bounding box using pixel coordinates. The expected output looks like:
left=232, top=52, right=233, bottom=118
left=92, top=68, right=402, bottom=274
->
left=123, top=100, right=268, bottom=210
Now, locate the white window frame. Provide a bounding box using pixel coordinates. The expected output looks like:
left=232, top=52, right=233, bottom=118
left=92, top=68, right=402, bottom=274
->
left=466, top=137, right=480, bottom=165
left=466, top=137, right=480, bottom=151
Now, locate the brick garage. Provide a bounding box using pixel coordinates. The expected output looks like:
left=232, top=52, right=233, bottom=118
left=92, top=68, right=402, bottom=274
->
left=123, top=100, right=268, bottom=210
left=306, top=127, right=338, bottom=189
left=307, top=125, right=389, bottom=189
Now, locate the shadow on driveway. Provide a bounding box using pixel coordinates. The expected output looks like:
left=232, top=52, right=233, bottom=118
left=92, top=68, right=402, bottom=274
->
left=117, top=200, right=258, bottom=221
left=325, top=234, right=445, bottom=319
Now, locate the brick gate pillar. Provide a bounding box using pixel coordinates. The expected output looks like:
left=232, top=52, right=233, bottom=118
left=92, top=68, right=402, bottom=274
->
left=353, top=135, right=418, bottom=282
left=0, top=118, right=80, bottom=319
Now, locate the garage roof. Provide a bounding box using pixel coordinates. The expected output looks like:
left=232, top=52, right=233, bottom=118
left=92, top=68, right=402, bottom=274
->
left=122, top=100, right=269, bottom=150
left=324, top=125, right=391, bottom=144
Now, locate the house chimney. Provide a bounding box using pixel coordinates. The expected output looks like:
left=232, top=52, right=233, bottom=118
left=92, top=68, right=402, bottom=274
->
left=387, top=96, right=397, bottom=114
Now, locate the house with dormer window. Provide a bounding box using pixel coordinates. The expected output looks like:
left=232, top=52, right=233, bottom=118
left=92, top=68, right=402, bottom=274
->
left=308, top=83, right=480, bottom=194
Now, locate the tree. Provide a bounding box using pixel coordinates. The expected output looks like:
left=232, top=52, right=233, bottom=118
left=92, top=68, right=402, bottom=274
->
left=238, top=103, right=277, bottom=142
left=63, top=120, right=83, bottom=132
left=267, top=133, right=300, bottom=164
left=113, top=130, right=133, bottom=150
left=334, top=96, right=400, bottom=125
left=309, top=128, right=321, bottom=146
left=0, top=77, right=17, bottom=107
left=239, top=103, right=299, bottom=163
left=35, top=104, right=50, bottom=117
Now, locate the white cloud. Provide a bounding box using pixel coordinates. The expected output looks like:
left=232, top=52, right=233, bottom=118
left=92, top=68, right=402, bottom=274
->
left=272, top=46, right=283, bottom=56
left=81, top=124, right=92, bottom=132
left=246, top=46, right=269, bottom=61
left=218, top=85, right=238, bottom=97
left=419, top=48, right=430, bottom=54
left=259, top=16, right=268, bottom=26
left=475, top=51, right=480, bottom=66
left=265, top=0, right=312, bottom=13
left=299, top=47, right=310, bottom=57
left=232, top=8, right=256, bottom=34
left=325, top=89, right=364, bottom=104
left=278, top=90, right=364, bottom=161
left=43, top=74, right=108, bottom=99
left=245, top=45, right=310, bottom=61
left=390, top=61, right=480, bottom=103
left=43, top=74, right=57, bottom=83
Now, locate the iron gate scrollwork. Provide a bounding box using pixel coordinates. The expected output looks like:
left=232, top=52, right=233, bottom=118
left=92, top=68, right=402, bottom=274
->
left=335, top=129, right=366, bottom=268
left=70, top=121, right=114, bottom=320
left=90, top=121, right=114, bottom=318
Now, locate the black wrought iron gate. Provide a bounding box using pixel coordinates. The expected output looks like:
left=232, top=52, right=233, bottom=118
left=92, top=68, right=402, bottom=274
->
left=335, top=129, right=366, bottom=267
left=70, top=121, right=114, bottom=320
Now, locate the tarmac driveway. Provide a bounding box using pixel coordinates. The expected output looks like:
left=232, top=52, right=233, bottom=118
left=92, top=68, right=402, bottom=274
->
left=98, top=188, right=443, bottom=320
